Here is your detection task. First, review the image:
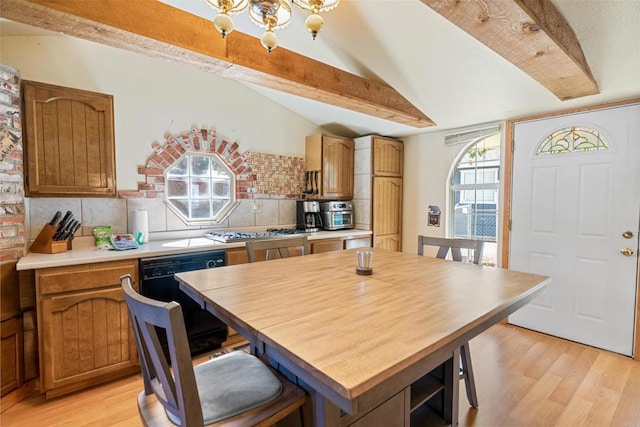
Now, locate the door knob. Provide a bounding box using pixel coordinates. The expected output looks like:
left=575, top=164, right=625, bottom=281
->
left=620, top=247, right=635, bottom=257
left=622, top=231, right=634, bottom=239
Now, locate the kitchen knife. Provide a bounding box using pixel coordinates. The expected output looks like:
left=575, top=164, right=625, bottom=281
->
left=59, top=219, right=79, bottom=241
left=70, top=221, right=82, bottom=237
left=57, top=211, right=73, bottom=230
left=53, top=211, right=73, bottom=240
left=49, top=211, right=62, bottom=227
left=313, top=171, right=319, bottom=195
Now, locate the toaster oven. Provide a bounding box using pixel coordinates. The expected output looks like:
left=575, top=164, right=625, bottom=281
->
left=320, top=201, right=354, bottom=230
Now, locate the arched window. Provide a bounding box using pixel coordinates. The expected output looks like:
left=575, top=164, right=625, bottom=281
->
left=448, top=131, right=501, bottom=265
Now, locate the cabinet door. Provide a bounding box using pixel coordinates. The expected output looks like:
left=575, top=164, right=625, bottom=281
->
left=322, top=136, right=354, bottom=199
left=40, top=286, right=137, bottom=397
left=373, top=177, right=402, bottom=251
left=1, top=316, right=24, bottom=396
left=37, top=260, right=138, bottom=398
left=22, top=80, right=116, bottom=197
left=226, top=248, right=248, bottom=265
left=373, top=138, right=403, bottom=177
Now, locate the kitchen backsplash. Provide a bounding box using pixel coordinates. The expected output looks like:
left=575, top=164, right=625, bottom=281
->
left=26, top=197, right=298, bottom=241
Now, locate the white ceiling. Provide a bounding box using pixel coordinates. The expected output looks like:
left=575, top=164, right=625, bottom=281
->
left=3, top=1, right=639, bottom=138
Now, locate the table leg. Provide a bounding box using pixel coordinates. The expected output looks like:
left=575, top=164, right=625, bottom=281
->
left=309, top=388, right=342, bottom=427
left=443, top=348, right=460, bottom=426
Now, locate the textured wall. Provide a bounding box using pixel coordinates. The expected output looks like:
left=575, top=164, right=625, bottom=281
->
left=0, top=63, right=25, bottom=261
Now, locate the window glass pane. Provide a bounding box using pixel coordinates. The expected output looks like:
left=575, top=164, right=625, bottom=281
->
left=167, top=157, right=188, bottom=176
left=212, top=199, right=229, bottom=214
left=191, top=200, right=211, bottom=219
left=190, top=178, right=210, bottom=199
left=191, top=156, right=211, bottom=176
left=167, top=178, right=189, bottom=197
left=171, top=199, right=189, bottom=217
left=212, top=179, right=230, bottom=198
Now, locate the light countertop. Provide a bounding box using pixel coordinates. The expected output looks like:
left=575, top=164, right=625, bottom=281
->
left=16, top=229, right=372, bottom=271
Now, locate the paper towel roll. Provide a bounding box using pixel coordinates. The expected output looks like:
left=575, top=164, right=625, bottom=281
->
left=130, top=209, right=149, bottom=244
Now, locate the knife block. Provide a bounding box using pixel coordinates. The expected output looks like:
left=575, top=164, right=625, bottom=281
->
left=30, top=223, right=69, bottom=254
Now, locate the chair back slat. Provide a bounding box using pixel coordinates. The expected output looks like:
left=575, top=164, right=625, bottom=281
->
left=246, top=236, right=310, bottom=263
left=418, top=236, right=485, bottom=265
left=121, top=274, right=204, bottom=425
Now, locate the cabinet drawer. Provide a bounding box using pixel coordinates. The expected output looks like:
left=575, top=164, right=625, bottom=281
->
left=37, top=259, right=138, bottom=295
left=311, top=239, right=343, bottom=253
left=344, top=236, right=372, bottom=249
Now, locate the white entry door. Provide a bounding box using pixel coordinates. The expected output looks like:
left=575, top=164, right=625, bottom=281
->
left=509, top=103, right=640, bottom=356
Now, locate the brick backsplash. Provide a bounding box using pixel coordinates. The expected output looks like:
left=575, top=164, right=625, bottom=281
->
left=0, top=64, right=25, bottom=261
left=119, top=127, right=305, bottom=201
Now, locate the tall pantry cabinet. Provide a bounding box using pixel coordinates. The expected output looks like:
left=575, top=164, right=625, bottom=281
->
left=354, top=136, right=403, bottom=251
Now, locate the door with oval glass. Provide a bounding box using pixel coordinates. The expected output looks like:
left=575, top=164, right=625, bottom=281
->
left=509, top=103, right=640, bottom=356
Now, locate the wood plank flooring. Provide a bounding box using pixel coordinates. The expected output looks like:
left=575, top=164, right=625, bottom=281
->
left=2, top=324, right=639, bottom=426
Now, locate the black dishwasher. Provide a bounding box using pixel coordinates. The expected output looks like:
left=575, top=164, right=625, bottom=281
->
left=139, top=250, right=228, bottom=356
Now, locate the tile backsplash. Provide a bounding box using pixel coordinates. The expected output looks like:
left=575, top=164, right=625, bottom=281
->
left=26, top=197, right=297, bottom=242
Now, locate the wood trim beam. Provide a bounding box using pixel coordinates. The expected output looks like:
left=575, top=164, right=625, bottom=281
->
left=420, top=0, right=599, bottom=101
left=0, top=0, right=435, bottom=128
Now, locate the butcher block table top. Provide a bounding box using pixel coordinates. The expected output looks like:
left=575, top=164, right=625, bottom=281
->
left=176, top=247, right=549, bottom=425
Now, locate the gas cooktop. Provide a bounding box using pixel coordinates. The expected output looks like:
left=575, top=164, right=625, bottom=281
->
left=204, top=228, right=303, bottom=243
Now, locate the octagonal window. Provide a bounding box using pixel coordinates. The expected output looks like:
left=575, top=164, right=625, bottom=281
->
left=165, top=153, right=237, bottom=224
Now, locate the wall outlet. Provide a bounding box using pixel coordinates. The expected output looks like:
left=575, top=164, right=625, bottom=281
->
left=252, top=202, right=262, bottom=214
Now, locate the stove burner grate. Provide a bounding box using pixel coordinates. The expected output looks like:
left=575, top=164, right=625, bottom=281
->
left=204, top=228, right=303, bottom=243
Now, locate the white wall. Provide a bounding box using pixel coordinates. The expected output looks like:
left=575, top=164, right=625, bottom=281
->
left=0, top=34, right=320, bottom=189
left=403, top=131, right=457, bottom=252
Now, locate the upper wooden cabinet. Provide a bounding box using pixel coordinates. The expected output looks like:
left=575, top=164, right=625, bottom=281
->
left=373, top=137, right=403, bottom=177
left=22, top=80, right=116, bottom=197
left=305, top=134, right=354, bottom=200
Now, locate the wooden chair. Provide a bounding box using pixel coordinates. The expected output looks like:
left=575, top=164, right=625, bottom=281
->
left=246, top=236, right=310, bottom=263
left=417, top=236, right=485, bottom=409
left=120, top=274, right=305, bottom=426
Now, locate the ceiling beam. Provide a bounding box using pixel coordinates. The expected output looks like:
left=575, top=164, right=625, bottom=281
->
left=420, top=0, right=599, bottom=101
left=0, top=0, right=436, bottom=128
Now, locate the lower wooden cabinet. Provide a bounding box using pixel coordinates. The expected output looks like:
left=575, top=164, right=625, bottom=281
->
left=310, top=235, right=372, bottom=253
left=36, top=259, right=139, bottom=398
left=1, top=316, right=24, bottom=396
left=228, top=235, right=372, bottom=262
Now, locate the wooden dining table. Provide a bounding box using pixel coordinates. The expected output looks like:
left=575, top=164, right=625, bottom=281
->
left=175, top=247, right=550, bottom=426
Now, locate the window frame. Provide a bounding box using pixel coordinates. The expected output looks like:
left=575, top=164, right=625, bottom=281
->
left=164, top=151, right=239, bottom=225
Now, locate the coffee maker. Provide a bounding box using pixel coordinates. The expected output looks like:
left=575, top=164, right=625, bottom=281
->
left=296, top=200, right=322, bottom=232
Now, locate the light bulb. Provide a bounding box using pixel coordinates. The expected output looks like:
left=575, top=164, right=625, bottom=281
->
left=261, top=30, right=279, bottom=53
left=214, top=13, right=234, bottom=38
left=305, top=13, right=324, bottom=39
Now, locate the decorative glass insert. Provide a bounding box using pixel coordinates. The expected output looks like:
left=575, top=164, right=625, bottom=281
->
left=165, top=153, right=237, bottom=224
left=536, top=127, right=609, bottom=155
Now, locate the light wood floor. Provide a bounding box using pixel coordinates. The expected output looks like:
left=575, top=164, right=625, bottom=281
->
left=2, top=324, right=639, bottom=426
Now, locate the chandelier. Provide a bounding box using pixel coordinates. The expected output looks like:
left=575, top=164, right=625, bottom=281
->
left=205, top=0, right=339, bottom=53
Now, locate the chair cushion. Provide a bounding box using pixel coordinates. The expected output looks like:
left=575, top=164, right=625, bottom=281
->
left=190, top=351, right=283, bottom=424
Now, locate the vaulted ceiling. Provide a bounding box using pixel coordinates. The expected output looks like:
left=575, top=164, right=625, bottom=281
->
left=1, top=0, right=639, bottom=137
